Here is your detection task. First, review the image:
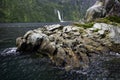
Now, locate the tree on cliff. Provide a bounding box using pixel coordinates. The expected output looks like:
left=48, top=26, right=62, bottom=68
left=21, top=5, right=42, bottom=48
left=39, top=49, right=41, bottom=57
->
left=0, top=0, right=96, bottom=22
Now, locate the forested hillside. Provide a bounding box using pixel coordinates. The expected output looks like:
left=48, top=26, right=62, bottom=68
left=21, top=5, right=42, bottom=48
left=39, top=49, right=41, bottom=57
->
left=0, top=0, right=96, bottom=22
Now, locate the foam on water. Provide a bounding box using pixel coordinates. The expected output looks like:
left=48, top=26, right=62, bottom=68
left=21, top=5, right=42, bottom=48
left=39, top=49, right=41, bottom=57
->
left=1, top=47, right=20, bottom=56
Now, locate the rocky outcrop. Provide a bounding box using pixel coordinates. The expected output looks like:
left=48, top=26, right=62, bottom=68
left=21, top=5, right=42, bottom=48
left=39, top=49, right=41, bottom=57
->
left=85, top=0, right=120, bottom=22
left=85, top=0, right=106, bottom=22
left=107, top=0, right=120, bottom=17
left=92, top=23, right=120, bottom=43
left=16, top=23, right=120, bottom=70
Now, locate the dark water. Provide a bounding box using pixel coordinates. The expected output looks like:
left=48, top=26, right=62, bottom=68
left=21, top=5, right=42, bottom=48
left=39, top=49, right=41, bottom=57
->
left=0, top=23, right=120, bottom=80
left=0, top=22, right=84, bottom=80
left=0, top=22, right=72, bottom=50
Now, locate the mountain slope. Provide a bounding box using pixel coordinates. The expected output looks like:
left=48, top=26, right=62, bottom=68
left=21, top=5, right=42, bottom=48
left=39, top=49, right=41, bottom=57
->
left=0, top=0, right=96, bottom=22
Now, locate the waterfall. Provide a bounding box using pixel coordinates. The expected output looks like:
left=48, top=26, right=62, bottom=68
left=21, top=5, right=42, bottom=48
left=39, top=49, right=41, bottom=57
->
left=56, top=10, right=64, bottom=22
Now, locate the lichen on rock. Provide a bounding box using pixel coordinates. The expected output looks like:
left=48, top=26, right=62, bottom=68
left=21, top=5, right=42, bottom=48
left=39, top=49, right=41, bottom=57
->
left=16, top=23, right=120, bottom=70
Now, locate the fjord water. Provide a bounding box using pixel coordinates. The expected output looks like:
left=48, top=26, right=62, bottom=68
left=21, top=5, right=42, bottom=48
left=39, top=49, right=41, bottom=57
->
left=0, top=23, right=120, bottom=80
left=0, top=22, right=86, bottom=80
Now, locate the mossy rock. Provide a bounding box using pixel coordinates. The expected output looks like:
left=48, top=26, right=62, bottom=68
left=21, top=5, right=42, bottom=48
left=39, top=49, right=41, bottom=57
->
left=106, top=16, right=120, bottom=23
left=95, top=16, right=120, bottom=26
left=74, top=15, right=120, bottom=29
left=73, top=22, right=94, bottom=28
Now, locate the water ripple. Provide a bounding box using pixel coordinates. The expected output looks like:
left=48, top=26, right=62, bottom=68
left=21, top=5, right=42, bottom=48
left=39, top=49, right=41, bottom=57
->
left=1, top=47, right=20, bottom=56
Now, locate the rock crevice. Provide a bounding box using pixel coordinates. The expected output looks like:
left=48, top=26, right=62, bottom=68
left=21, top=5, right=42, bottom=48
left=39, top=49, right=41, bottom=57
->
left=16, top=23, right=120, bottom=70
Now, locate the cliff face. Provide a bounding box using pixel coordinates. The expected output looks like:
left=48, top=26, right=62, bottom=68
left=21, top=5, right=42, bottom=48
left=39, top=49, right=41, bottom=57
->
left=0, top=0, right=96, bottom=22
left=106, top=0, right=120, bottom=17
left=85, top=0, right=120, bottom=22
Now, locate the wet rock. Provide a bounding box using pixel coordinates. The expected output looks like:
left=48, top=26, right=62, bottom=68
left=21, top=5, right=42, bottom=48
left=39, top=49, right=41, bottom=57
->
left=73, top=32, right=80, bottom=36
left=93, top=23, right=120, bottom=43
left=63, top=26, right=73, bottom=33
left=16, top=37, right=26, bottom=51
left=93, top=23, right=110, bottom=30
left=15, top=0, right=120, bottom=70
left=44, top=24, right=62, bottom=31
left=27, top=33, right=47, bottom=45
left=98, top=30, right=105, bottom=35
left=72, top=27, right=81, bottom=32
left=16, top=23, right=120, bottom=70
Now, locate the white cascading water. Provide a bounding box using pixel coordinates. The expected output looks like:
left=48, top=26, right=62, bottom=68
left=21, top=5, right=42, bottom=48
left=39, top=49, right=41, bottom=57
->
left=56, top=10, right=64, bottom=22
left=1, top=47, right=20, bottom=56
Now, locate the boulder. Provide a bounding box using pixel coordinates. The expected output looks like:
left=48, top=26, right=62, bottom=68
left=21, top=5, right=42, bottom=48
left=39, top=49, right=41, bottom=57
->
left=16, top=23, right=120, bottom=70
left=93, top=23, right=120, bottom=43
left=44, top=24, right=62, bottom=31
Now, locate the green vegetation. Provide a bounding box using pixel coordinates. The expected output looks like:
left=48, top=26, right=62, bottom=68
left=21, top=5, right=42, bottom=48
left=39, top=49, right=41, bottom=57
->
left=0, top=0, right=59, bottom=22
left=95, top=16, right=120, bottom=26
left=74, top=22, right=94, bottom=28
left=106, top=16, right=120, bottom=23
left=74, top=15, right=120, bottom=28
left=0, top=0, right=94, bottom=23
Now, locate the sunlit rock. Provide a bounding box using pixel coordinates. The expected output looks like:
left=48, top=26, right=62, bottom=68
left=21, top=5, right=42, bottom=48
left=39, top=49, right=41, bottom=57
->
left=44, top=24, right=62, bottom=31
left=93, top=23, right=120, bottom=43
left=63, top=26, right=73, bottom=33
